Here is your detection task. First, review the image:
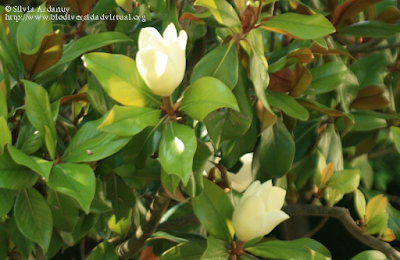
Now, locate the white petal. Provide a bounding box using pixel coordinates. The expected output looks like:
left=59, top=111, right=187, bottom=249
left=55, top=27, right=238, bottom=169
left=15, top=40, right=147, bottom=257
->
left=266, top=186, right=287, bottom=211
left=177, top=29, right=188, bottom=51
left=166, top=33, right=187, bottom=87
left=138, top=27, right=164, bottom=50
left=233, top=196, right=265, bottom=241
left=136, top=49, right=177, bottom=96
left=258, top=211, right=290, bottom=237
left=227, top=154, right=254, bottom=192
left=163, top=23, right=178, bottom=48
left=242, top=181, right=261, bottom=199
left=258, top=180, right=273, bottom=198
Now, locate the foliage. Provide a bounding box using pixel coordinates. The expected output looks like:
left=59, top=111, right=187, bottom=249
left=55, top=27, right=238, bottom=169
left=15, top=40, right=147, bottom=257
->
left=1, top=0, right=400, bottom=259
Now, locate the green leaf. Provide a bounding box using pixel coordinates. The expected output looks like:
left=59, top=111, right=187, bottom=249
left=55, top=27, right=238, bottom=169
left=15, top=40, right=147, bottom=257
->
left=0, top=151, right=39, bottom=189
left=16, top=4, right=52, bottom=54
left=90, top=179, right=112, bottom=214
left=47, top=189, right=79, bottom=232
left=204, top=68, right=253, bottom=147
left=246, top=238, right=331, bottom=260
left=86, top=241, right=118, bottom=260
left=194, top=0, right=241, bottom=27
left=0, top=188, right=16, bottom=216
left=191, top=42, right=239, bottom=89
left=15, top=115, right=43, bottom=155
left=318, top=124, right=344, bottom=171
left=327, top=170, right=360, bottom=194
left=354, top=189, right=367, bottom=220
left=180, top=77, right=239, bottom=122
left=82, top=52, right=160, bottom=107
left=387, top=204, right=400, bottom=241
left=193, top=139, right=213, bottom=174
left=261, top=13, right=335, bottom=39
left=340, top=20, right=400, bottom=38
left=391, top=127, right=400, bottom=153
left=106, top=173, right=135, bottom=222
left=352, top=114, right=387, bottom=132
left=0, top=91, right=6, bottom=118
left=258, top=119, right=295, bottom=178
left=6, top=215, right=34, bottom=257
left=365, top=211, right=388, bottom=235
left=192, top=179, right=234, bottom=242
left=98, top=106, right=161, bottom=136
left=7, top=145, right=52, bottom=180
left=201, top=236, right=229, bottom=260
left=161, top=169, right=181, bottom=194
left=350, top=52, right=389, bottom=88
left=161, top=241, right=207, bottom=260
left=63, top=117, right=131, bottom=163
left=159, top=123, right=197, bottom=185
left=267, top=91, right=309, bottom=121
left=351, top=250, right=387, bottom=260
left=47, top=163, right=95, bottom=214
left=0, top=116, right=11, bottom=153
left=23, top=80, right=57, bottom=156
left=307, top=62, right=347, bottom=95
left=14, top=188, right=53, bottom=253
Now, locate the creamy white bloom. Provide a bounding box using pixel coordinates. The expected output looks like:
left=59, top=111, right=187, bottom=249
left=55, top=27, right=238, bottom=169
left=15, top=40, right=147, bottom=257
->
left=227, top=153, right=253, bottom=192
left=136, top=23, right=187, bottom=96
left=233, top=180, right=290, bottom=241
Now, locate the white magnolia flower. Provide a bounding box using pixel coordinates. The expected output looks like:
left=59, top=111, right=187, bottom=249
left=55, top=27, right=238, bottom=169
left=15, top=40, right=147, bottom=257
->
left=136, top=23, right=187, bottom=96
left=227, top=153, right=253, bottom=192
left=232, top=180, right=290, bottom=242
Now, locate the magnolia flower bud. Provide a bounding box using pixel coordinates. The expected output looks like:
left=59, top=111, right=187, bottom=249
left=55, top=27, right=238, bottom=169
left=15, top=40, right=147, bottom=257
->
left=226, top=153, right=253, bottom=192
left=233, top=180, right=290, bottom=242
left=136, top=23, right=187, bottom=96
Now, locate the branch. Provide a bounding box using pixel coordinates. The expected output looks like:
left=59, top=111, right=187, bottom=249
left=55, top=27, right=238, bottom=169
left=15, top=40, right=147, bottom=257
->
left=282, top=205, right=400, bottom=260
left=115, top=187, right=171, bottom=259
left=346, top=39, right=385, bottom=53
left=155, top=205, right=400, bottom=260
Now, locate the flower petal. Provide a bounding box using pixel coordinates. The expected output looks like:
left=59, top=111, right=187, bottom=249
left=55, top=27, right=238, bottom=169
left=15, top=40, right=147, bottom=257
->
left=163, top=23, right=178, bottom=48
left=227, top=153, right=254, bottom=192
left=138, top=27, right=164, bottom=50
left=233, top=196, right=265, bottom=241
left=136, top=49, right=177, bottom=96
left=259, top=211, right=290, bottom=236
left=242, top=181, right=261, bottom=199
left=266, top=186, right=287, bottom=211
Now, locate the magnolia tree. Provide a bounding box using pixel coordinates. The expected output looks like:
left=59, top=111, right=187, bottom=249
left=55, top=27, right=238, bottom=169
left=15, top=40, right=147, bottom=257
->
left=1, top=0, right=400, bottom=259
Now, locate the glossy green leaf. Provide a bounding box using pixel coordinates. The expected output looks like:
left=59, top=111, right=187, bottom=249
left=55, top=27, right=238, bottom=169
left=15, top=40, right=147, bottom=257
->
left=352, top=114, right=387, bottom=132
left=82, top=52, right=160, bottom=107
left=262, top=13, right=336, bottom=39
left=16, top=4, right=52, bottom=54
left=63, top=117, right=131, bottom=163
left=14, top=188, right=53, bottom=253
left=191, top=42, right=239, bottom=89
left=327, top=170, right=360, bottom=194
left=351, top=250, right=386, bottom=260
left=0, top=188, right=16, bottom=216
left=90, top=179, right=112, bottom=214
left=387, top=204, right=400, bottom=241
left=267, top=91, right=309, bottom=121
left=307, top=62, right=347, bottom=94
left=86, top=241, right=118, bottom=260
left=161, top=241, right=207, bottom=259
left=258, top=119, right=295, bottom=178
left=0, top=91, right=6, bottom=118
left=159, top=123, right=197, bottom=185
left=246, top=238, right=331, bottom=260
left=23, top=80, right=57, bottom=157
left=15, top=115, right=44, bottom=155
left=6, top=215, right=34, bottom=257
left=161, top=169, right=181, bottom=194
left=193, top=139, right=213, bottom=174
left=318, top=124, right=344, bottom=171
left=365, top=211, right=388, bottom=235
left=201, top=236, right=229, bottom=260
left=340, top=20, right=400, bottom=38
left=350, top=52, right=389, bottom=88
left=47, top=163, right=95, bottom=214
left=354, top=189, right=366, bottom=220
left=7, top=145, right=52, bottom=180
left=391, top=127, right=400, bottom=153
left=47, top=189, right=79, bottom=232
left=98, top=106, right=161, bottom=136
left=192, top=179, right=234, bottom=242
left=106, top=173, right=135, bottom=222
left=0, top=116, right=11, bottom=153
left=180, top=77, right=239, bottom=122
left=0, top=152, right=39, bottom=189
left=194, top=0, right=241, bottom=27
left=204, top=68, right=253, bottom=147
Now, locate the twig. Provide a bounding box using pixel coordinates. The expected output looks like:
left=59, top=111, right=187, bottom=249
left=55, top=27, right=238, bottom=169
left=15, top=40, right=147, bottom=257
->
left=368, top=147, right=397, bottom=159
left=282, top=205, right=400, bottom=260
left=115, top=187, right=171, bottom=259
left=346, top=38, right=384, bottom=53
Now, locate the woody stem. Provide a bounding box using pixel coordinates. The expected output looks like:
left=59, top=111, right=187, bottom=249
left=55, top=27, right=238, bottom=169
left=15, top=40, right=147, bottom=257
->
left=162, top=96, right=175, bottom=116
